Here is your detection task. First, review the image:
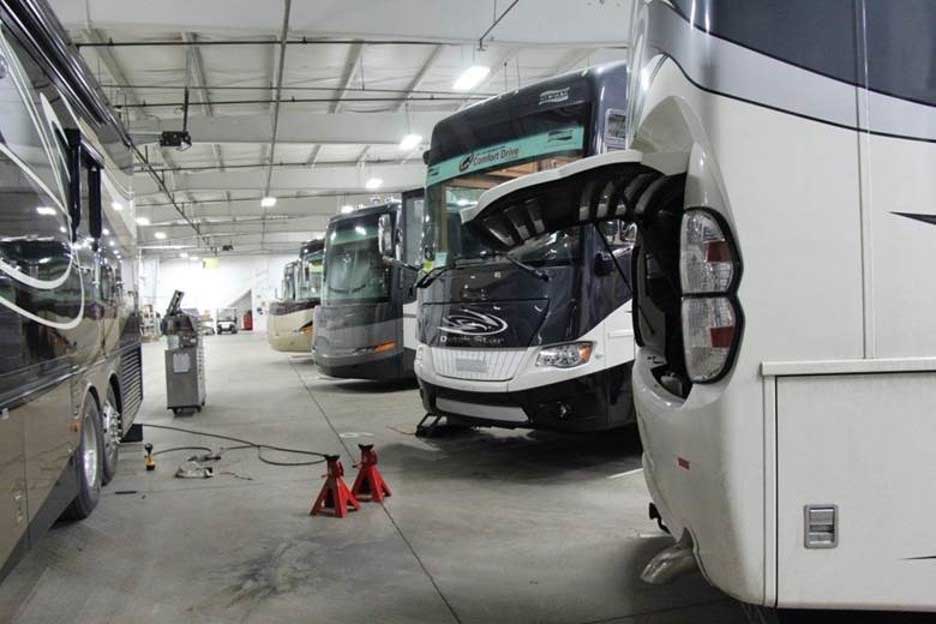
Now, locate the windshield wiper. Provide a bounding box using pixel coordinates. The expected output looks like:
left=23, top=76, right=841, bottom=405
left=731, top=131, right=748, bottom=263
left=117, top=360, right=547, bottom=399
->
left=495, top=253, right=549, bottom=282
left=415, top=264, right=454, bottom=289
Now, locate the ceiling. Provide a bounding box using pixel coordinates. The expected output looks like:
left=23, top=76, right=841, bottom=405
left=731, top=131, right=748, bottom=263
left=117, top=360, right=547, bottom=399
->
left=50, top=0, right=633, bottom=257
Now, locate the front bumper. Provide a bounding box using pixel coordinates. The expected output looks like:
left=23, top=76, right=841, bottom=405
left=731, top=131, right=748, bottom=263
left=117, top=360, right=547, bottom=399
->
left=419, top=362, right=633, bottom=432
left=314, top=346, right=414, bottom=380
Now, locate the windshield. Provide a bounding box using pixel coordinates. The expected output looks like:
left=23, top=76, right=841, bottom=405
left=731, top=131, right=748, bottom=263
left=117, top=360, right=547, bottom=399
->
left=322, top=215, right=390, bottom=304
left=298, top=251, right=323, bottom=300
left=282, top=262, right=298, bottom=301
left=425, top=153, right=582, bottom=268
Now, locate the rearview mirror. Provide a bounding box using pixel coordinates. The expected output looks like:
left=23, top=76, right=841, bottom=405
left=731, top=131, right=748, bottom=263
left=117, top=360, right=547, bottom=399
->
left=461, top=150, right=687, bottom=252
left=377, top=213, right=393, bottom=258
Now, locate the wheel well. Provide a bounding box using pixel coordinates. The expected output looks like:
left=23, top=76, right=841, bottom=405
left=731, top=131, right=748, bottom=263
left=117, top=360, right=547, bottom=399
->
left=108, top=375, right=123, bottom=413
left=86, top=385, right=101, bottom=413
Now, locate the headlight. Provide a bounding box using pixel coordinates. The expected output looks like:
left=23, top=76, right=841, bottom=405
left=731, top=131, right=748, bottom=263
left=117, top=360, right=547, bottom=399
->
left=415, top=344, right=426, bottom=365
left=535, top=342, right=593, bottom=369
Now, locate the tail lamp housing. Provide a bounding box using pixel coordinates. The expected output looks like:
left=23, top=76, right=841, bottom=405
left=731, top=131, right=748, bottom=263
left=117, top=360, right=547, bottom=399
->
left=679, top=209, right=742, bottom=383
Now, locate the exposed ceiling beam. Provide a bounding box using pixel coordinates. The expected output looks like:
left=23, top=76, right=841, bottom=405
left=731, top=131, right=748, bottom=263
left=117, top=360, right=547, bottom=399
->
left=183, top=32, right=225, bottom=171
left=308, top=42, right=363, bottom=166
left=54, top=1, right=635, bottom=48
left=356, top=43, right=444, bottom=164
left=130, top=111, right=449, bottom=146
left=133, top=163, right=426, bottom=197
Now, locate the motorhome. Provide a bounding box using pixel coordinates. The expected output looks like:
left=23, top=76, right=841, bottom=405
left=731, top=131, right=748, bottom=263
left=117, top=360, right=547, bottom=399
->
left=313, top=191, right=424, bottom=380
left=268, top=239, right=323, bottom=352
left=463, top=0, right=936, bottom=616
left=415, top=63, right=638, bottom=433
left=0, top=0, right=142, bottom=579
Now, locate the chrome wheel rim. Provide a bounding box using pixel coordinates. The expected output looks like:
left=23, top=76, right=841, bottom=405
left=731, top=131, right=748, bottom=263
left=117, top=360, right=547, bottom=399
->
left=82, top=413, right=100, bottom=487
left=102, top=401, right=120, bottom=466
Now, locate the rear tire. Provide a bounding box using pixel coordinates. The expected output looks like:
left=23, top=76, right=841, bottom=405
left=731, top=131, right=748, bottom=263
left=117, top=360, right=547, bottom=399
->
left=62, top=398, right=104, bottom=521
left=102, top=384, right=121, bottom=485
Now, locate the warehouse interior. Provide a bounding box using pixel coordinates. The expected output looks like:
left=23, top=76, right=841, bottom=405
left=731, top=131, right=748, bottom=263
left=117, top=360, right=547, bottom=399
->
left=1, top=0, right=934, bottom=623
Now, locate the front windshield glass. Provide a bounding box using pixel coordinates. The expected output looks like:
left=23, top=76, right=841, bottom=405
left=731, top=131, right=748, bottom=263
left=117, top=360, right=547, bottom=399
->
left=298, top=251, right=323, bottom=300
left=322, top=215, right=390, bottom=304
left=425, top=153, right=582, bottom=268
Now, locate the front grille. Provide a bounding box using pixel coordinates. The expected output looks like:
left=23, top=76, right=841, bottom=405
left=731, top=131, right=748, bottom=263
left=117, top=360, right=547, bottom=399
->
left=430, top=347, right=527, bottom=381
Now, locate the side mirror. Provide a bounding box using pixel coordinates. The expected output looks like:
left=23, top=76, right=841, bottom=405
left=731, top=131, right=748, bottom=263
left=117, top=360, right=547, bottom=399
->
left=377, top=213, right=393, bottom=258
left=593, top=251, right=615, bottom=277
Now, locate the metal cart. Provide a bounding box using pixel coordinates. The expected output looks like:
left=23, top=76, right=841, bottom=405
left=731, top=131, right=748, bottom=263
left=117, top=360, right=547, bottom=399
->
left=163, top=291, right=206, bottom=416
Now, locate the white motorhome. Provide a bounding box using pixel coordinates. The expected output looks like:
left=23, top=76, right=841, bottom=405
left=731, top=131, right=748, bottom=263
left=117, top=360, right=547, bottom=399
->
left=463, top=0, right=936, bottom=616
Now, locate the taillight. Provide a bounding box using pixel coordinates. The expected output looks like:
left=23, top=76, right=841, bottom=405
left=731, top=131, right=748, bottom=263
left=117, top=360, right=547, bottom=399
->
left=679, top=209, right=741, bottom=383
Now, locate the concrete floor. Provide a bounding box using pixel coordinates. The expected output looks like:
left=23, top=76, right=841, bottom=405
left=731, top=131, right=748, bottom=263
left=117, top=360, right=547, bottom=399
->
left=0, top=333, right=747, bottom=624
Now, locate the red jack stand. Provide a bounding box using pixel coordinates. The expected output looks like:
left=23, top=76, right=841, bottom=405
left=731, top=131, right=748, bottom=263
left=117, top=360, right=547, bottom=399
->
left=310, top=455, right=360, bottom=517
left=351, top=444, right=392, bottom=503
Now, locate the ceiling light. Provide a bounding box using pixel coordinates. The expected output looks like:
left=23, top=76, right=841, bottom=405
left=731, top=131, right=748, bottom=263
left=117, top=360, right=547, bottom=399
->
left=111, top=201, right=123, bottom=211
left=136, top=216, right=150, bottom=226
left=109, top=240, right=116, bottom=247
left=59, top=226, right=66, bottom=233
left=102, top=227, right=110, bottom=236
left=154, top=231, right=167, bottom=240
left=453, top=65, right=490, bottom=91
left=340, top=204, right=354, bottom=214
left=398, top=133, right=422, bottom=151
left=180, top=251, right=189, bottom=258
left=36, top=206, right=56, bottom=216
left=365, top=178, right=383, bottom=191
left=261, top=196, right=277, bottom=208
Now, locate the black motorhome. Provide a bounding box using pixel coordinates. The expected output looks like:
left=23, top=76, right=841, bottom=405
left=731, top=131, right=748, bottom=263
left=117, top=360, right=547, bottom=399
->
left=313, top=191, right=424, bottom=379
left=415, top=62, right=637, bottom=432
left=0, top=0, right=142, bottom=578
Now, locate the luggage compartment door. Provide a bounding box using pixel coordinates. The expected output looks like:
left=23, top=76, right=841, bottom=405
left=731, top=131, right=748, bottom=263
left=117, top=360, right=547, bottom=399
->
left=776, top=372, right=936, bottom=610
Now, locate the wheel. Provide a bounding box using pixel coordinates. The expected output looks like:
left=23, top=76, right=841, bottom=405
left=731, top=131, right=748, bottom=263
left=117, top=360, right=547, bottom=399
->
left=61, top=398, right=104, bottom=521
left=101, top=384, right=121, bottom=485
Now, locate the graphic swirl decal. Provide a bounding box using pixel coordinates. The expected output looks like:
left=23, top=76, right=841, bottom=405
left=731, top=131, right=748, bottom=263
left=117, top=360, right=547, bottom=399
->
left=439, top=309, right=508, bottom=336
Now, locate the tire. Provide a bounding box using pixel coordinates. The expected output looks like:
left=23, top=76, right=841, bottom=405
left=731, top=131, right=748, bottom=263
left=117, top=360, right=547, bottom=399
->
left=62, top=398, right=104, bottom=521
left=101, top=384, right=121, bottom=485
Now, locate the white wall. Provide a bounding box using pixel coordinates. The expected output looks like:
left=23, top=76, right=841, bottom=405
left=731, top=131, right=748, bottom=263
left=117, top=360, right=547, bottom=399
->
left=140, top=254, right=295, bottom=332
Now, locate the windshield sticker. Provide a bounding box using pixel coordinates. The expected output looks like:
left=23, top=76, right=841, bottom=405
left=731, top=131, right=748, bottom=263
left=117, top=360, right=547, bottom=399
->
left=538, top=86, right=570, bottom=106
left=427, top=125, right=584, bottom=186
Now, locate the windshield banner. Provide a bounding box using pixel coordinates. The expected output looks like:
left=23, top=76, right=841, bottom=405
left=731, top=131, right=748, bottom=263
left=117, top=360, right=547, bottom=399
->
left=426, top=125, right=584, bottom=186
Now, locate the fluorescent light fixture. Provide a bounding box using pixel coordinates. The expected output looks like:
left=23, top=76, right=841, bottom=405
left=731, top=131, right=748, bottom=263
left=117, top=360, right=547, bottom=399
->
left=179, top=252, right=189, bottom=258
left=136, top=216, right=151, bottom=226
left=398, top=133, right=422, bottom=151
left=340, top=204, right=354, bottom=214
left=36, top=206, right=56, bottom=216
left=189, top=255, right=200, bottom=261
left=154, top=231, right=167, bottom=240
left=365, top=178, right=383, bottom=191
left=261, top=196, right=277, bottom=208
left=111, top=201, right=123, bottom=211
left=453, top=65, right=490, bottom=91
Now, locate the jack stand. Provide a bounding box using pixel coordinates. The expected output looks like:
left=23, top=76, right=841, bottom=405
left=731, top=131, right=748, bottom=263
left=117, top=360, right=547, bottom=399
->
left=144, top=443, right=156, bottom=471
left=310, top=455, right=359, bottom=517
left=415, top=412, right=444, bottom=438
left=351, top=444, right=391, bottom=503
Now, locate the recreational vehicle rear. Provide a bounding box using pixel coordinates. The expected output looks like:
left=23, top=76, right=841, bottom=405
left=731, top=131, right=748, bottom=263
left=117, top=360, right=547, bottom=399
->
left=0, top=0, right=142, bottom=579
left=464, top=0, right=936, bottom=615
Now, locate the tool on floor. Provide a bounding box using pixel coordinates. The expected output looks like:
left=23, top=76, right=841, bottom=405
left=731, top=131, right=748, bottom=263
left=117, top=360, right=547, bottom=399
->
left=144, top=443, right=156, bottom=471
left=351, top=444, right=392, bottom=503
left=310, top=455, right=359, bottom=518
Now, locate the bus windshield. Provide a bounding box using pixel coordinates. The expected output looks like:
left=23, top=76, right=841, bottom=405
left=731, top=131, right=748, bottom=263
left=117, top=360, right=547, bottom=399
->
left=298, top=251, right=323, bottom=300
left=322, top=214, right=390, bottom=304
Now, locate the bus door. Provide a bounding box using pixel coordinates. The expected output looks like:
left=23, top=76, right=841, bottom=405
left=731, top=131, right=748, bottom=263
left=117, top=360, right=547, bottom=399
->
left=400, top=189, right=424, bottom=351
